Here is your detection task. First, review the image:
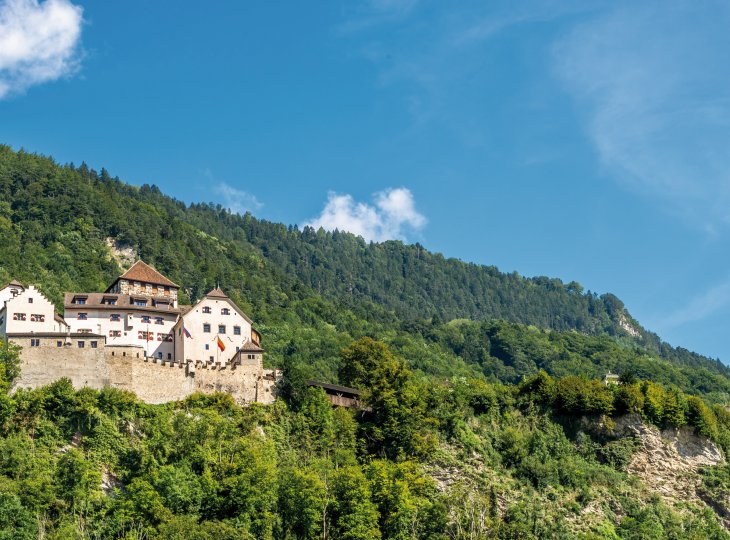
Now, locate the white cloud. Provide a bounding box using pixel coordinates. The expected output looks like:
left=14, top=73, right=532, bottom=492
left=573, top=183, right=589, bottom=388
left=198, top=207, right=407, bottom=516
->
left=553, top=1, right=730, bottom=231
left=0, top=0, right=84, bottom=99
left=304, top=187, right=426, bottom=242
left=214, top=182, right=262, bottom=215
left=652, top=278, right=730, bottom=330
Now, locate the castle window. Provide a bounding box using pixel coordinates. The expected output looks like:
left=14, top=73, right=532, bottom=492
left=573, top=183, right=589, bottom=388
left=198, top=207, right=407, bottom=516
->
left=102, top=297, right=117, bottom=305
left=28, top=298, right=33, bottom=304
left=109, top=330, right=121, bottom=337
left=77, top=313, right=88, bottom=320
left=209, top=356, right=214, bottom=362
left=78, top=341, right=85, bottom=348
left=205, top=344, right=209, bottom=350
left=248, top=354, right=256, bottom=360
left=57, top=341, right=62, bottom=347
left=167, top=353, right=172, bottom=360
left=72, top=296, right=87, bottom=305
left=221, top=308, right=230, bottom=315
left=203, top=324, right=211, bottom=333
left=157, top=352, right=162, bottom=359
left=218, top=325, right=226, bottom=334
left=13, top=313, right=26, bottom=321
left=30, top=314, right=45, bottom=322
left=90, top=341, right=98, bottom=349
left=110, top=314, right=121, bottom=322
left=134, top=299, right=147, bottom=307
left=233, top=326, right=241, bottom=336
left=155, top=317, right=164, bottom=325
left=141, top=315, right=151, bottom=324
left=202, top=306, right=211, bottom=314
left=30, top=339, right=40, bottom=347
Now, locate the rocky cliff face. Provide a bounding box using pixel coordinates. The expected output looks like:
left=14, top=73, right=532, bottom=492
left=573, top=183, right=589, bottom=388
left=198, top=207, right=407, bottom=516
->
left=612, top=414, right=727, bottom=527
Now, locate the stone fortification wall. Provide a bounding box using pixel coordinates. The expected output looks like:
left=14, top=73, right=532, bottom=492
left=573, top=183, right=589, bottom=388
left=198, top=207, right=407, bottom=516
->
left=12, top=336, right=110, bottom=391
left=12, top=340, right=277, bottom=405
left=107, top=353, right=193, bottom=404
left=193, top=361, right=276, bottom=404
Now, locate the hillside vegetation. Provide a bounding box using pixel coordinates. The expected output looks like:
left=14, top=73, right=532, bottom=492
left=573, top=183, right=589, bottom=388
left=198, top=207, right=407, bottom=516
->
left=0, top=338, right=729, bottom=539
left=1, top=145, right=730, bottom=537
left=0, top=145, right=728, bottom=401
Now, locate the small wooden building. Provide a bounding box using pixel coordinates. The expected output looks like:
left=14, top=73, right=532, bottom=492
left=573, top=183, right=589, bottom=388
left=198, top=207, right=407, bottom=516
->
left=308, top=380, right=363, bottom=409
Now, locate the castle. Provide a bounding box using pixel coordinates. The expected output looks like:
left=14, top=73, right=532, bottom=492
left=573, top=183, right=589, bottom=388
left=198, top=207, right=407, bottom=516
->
left=0, top=261, right=278, bottom=404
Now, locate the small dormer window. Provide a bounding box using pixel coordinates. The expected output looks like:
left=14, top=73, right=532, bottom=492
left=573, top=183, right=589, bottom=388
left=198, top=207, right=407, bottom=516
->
left=72, top=296, right=87, bottom=305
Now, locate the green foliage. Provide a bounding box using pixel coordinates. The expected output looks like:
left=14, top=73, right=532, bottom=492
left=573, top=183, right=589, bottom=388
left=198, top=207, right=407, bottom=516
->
left=0, top=146, right=729, bottom=537
left=687, top=396, right=720, bottom=440
left=0, top=340, right=20, bottom=392
left=0, top=492, right=36, bottom=539
left=341, top=338, right=437, bottom=460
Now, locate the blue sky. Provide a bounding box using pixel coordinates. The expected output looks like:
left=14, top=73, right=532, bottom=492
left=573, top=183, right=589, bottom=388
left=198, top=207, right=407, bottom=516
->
left=2, top=0, right=730, bottom=362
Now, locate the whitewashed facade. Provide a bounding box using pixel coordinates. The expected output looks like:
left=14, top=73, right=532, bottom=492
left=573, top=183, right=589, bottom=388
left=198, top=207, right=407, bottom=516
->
left=0, top=284, right=65, bottom=336
left=173, top=289, right=262, bottom=366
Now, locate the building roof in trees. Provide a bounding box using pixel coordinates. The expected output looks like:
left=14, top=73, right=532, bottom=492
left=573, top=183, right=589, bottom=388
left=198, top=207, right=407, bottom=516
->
left=307, top=380, right=362, bottom=397
left=239, top=340, right=264, bottom=353
left=205, top=287, right=228, bottom=299
left=0, top=279, right=24, bottom=290
left=117, top=260, right=179, bottom=288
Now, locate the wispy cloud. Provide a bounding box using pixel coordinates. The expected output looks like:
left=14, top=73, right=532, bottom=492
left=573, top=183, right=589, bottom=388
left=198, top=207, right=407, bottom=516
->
left=337, top=0, right=418, bottom=34
left=304, top=187, right=426, bottom=242
left=553, top=1, right=730, bottom=231
left=214, top=182, right=262, bottom=215
left=339, top=1, right=588, bottom=145
left=652, top=278, right=730, bottom=330
left=0, top=0, right=84, bottom=99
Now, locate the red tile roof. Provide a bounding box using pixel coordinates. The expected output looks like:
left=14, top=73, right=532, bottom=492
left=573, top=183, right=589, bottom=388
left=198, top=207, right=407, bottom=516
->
left=119, top=261, right=178, bottom=288
left=239, top=340, right=264, bottom=353
left=205, top=288, right=228, bottom=299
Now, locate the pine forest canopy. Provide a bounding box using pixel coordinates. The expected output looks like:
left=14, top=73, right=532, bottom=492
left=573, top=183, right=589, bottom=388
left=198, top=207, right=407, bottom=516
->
left=0, top=144, right=729, bottom=402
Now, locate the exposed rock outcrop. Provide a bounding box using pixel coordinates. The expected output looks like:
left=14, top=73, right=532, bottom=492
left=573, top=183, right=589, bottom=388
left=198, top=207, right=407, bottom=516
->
left=105, top=237, right=137, bottom=270
left=612, top=414, right=727, bottom=527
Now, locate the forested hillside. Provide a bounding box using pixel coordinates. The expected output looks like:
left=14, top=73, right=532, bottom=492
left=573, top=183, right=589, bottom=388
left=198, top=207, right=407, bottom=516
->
left=0, top=145, right=727, bottom=396
left=2, top=145, right=730, bottom=537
